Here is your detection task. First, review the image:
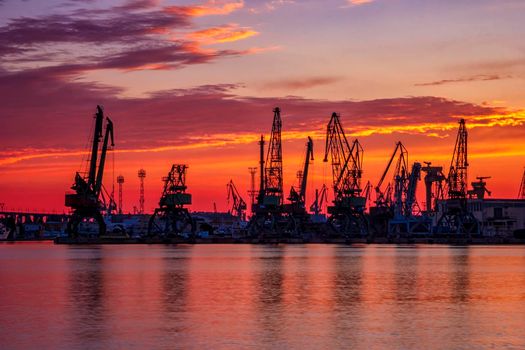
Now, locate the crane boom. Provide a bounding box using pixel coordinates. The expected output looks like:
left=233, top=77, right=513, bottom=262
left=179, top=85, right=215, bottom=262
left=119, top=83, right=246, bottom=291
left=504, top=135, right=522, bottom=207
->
left=300, top=137, right=314, bottom=201
left=375, top=142, right=408, bottom=207
left=88, top=106, right=104, bottom=188
left=95, top=117, right=114, bottom=197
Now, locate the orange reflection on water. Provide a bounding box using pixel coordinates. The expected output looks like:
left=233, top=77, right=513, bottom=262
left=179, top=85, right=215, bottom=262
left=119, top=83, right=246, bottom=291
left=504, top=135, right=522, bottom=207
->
left=2, top=243, right=525, bottom=349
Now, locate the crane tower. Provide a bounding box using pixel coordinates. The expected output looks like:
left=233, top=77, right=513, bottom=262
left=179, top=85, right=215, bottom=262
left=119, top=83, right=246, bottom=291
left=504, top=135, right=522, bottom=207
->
left=117, top=175, right=124, bottom=214
left=138, top=169, right=146, bottom=214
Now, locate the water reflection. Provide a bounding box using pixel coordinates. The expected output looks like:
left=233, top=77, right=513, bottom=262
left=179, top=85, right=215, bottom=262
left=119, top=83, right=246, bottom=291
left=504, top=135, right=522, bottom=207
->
left=451, top=247, right=471, bottom=303
left=161, top=247, right=189, bottom=334
left=67, top=247, right=108, bottom=347
left=255, top=246, right=286, bottom=347
left=2, top=243, right=525, bottom=349
left=331, top=246, right=364, bottom=348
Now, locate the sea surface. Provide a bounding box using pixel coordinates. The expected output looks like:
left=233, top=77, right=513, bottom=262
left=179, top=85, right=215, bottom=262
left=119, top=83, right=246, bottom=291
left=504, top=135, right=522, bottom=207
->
left=1, top=243, right=525, bottom=349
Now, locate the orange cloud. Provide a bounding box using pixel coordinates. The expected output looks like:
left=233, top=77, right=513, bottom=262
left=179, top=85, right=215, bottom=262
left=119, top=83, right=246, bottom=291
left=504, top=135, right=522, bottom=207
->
left=165, top=0, right=244, bottom=17
left=188, top=24, right=259, bottom=44
left=3, top=110, right=525, bottom=167
left=347, top=0, right=374, bottom=5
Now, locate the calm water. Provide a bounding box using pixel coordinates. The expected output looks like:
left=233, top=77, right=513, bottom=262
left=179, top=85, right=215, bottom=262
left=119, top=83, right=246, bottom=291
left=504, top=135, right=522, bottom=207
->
left=1, top=243, right=525, bottom=349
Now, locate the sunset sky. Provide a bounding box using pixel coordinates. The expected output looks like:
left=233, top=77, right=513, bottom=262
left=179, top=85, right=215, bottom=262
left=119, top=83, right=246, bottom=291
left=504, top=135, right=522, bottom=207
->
left=1, top=0, right=524, bottom=213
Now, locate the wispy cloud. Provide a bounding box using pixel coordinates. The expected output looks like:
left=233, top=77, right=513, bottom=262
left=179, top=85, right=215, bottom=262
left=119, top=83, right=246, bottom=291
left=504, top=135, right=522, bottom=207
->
left=188, top=24, right=259, bottom=44
left=165, top=0, right=244, bottom=17
left=0, top=0, right=262, bottom=74
left=248, top=0, right=295, bottom=13
left=346, top=0, right=374, bottom=6
left=415, top=74, right=509, bottom=87
left=264, top=76, right=343, bottom=90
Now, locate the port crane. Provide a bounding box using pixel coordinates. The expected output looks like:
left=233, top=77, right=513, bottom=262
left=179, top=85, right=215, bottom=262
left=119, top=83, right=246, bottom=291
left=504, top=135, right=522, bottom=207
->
left=421, top=162, right=446, bottom=214
left=310, top=184, right=328, bottom=216
left=227, top=180, right=247, bottom=221
left=323, top=112, right=368, bottom=237
left=468, top=176, right=491, bottom=199
left=288, top=137, right=314, bottom=210
left=248, top=108, right=286, bottom=238
left=375, top=142, right=409, bottom=210
left=284, top=136, right=314, bottom=235
left=65, top=105, right=114, bottom=237
left=148, top=164, right=195, bottom=237
left=387, top=161, right=432, bottom=237
left=436, top=119, right=479, bottom=235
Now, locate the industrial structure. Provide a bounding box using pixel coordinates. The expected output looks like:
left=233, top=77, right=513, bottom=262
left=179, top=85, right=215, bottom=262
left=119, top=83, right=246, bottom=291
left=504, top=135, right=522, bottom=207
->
left=117, top=175, right=124, bottom=214
left=323, top=112, right=368, bottom=238
left=368, top=142, right=429, bottom=237
left=282, top=136, right=315, bottom=236
left=247, top=108, right=317, bottom=240
left=148, top=164, right=195, bottom=237
left=64, top=105, right=114, bottom=237
left=248, top=108, right=286, bottom=238
left=227, top=180, right=247, bottom=221
left=248, top=167, right=258, bottom=212
left=436, top=119, right=480, bottom=236
left=6, top=103, right=525, bottom=244
left=138, top=169, right=146, bottom=214
left=421, top=162, right=446, bottom=214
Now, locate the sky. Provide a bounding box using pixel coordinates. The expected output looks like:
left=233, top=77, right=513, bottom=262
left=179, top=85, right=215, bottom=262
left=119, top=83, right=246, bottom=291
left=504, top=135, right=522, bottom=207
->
left=0, top=0, right=524, bottom=214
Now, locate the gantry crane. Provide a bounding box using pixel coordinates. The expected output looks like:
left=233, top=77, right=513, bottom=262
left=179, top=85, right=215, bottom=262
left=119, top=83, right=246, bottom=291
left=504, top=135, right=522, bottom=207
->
left=323, top=112, right=368, bottom=237
left=148, top=164, right=195, bottom=237
left=227, top=180, right=247, bottom=221
left=65, top=105, right=114, bottom=237
left=436, top=119, right=479, bottom=235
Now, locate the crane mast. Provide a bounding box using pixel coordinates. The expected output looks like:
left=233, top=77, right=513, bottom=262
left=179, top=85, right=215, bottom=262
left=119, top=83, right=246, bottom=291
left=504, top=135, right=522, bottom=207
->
left=249, top=107, right=288, bottom=239
left=448, top=119, right=468, bottom=199
left=263, top=107, right=284, bottom=205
